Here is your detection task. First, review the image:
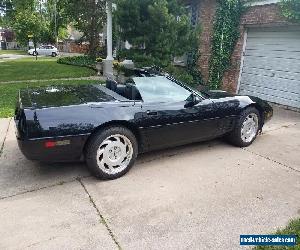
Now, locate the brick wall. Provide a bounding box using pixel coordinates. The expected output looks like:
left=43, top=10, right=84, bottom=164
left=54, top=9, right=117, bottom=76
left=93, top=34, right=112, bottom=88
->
left=198, top=0, right=216, bottom=83
left=198, top=2, right=290, bottom=92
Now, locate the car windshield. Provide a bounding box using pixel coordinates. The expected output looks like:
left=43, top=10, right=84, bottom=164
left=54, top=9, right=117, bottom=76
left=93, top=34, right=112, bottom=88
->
left=133, top=76, right=191, bottom=102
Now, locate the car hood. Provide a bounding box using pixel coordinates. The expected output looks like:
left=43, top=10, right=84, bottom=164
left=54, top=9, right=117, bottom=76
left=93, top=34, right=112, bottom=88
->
left=203, top=90, right=235, bottom=99
left=20, top=84, right=115, bottom=109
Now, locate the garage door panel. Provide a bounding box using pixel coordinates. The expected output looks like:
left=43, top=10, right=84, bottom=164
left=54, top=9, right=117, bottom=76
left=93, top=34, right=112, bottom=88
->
left=239, top=88, right=300, bottom=108
left=244, top=57, right=300, bottom=73
left=247, top=37, right=300, bottom=44
left=246, top=44, right=300, bottom=51
left=248, top=31, right=300, bottom=39
left=239, top=29, right=300, bottom=109
left=240, top=82, right=299, bottom=101
left=245, top=50, right=300, bottom=60
left=247, top=42, right=299, bottom=51
left=243, top=66, right=300, bottom=81
left=241, top=74, right=300, bottom=94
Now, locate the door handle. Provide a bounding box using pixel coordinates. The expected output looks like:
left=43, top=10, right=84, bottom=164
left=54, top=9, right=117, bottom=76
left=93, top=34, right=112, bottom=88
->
left=146, top=110, right=158, bottom=116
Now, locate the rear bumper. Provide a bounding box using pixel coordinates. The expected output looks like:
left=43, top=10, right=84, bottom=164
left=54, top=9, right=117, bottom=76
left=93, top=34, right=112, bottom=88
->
left=17, top=135, right=90, bottom=162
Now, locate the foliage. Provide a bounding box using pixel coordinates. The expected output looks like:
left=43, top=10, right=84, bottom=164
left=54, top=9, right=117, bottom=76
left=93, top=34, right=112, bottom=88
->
left=57, top=55, right=96, bottom=69
left=0, top=79, right=102, bottom=118
left=164, top=65, right=195, bottom=85
left=13, top=9, right=49, bottom=48
left=0, top=57, right=95, bottom=82
left=64, top=0, right=106, bottom=57
left=115, top=0, right=202, bottom=85
left=208, top=0, right=244, bottom=89
left=115, top=0, right=200, bottom=66
left=1, top=0, right=55, bottom=46
left=254, top=217, right=300, bottom=250
left=280, top=0, right=300, bottom=22
left=46, top=0, right=70, bottom=42
left=117, top=49, right=202, bottom=85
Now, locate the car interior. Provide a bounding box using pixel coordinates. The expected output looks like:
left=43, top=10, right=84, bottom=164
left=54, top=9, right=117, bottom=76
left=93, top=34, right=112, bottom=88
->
left=106, top=78, right=142, bottom=101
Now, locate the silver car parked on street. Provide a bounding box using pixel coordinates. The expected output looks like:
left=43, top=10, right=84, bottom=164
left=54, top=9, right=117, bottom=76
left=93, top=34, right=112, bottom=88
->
left=28, top=45, right=59, bottom=57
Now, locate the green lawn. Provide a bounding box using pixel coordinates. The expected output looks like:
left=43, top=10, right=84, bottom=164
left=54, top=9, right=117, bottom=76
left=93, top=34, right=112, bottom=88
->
left=254, top=218, right=300, bottom=250
left=0, top=49, right=27, bottom=55
left=0, top=57, right=96, bottom=82
left=0, top=80, right=102, bottom=118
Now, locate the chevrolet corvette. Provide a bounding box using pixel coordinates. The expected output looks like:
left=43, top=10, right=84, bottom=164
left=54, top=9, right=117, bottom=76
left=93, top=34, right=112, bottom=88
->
left=15, top=68, right=273, bottom=179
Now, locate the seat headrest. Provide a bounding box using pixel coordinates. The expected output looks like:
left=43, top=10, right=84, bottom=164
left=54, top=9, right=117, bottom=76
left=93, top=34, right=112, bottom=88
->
left=124, top=84, right=142, bottom=100
left=106, top=79, right=117, bottom=91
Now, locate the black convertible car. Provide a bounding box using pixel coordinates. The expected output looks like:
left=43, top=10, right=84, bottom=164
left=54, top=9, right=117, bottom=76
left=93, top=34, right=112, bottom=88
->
left=15, top=68, right=273, bottom=179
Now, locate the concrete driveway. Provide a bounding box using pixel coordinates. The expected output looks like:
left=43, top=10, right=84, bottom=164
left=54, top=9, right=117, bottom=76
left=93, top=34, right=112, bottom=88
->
left=0, top=107, right=299, bottom=250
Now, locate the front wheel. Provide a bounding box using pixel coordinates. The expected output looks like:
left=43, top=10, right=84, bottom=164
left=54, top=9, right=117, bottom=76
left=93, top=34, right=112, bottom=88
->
left=32, top=51, right=38, bottom=56
left=226, top=107, right=261, bottom=147
left=85, top=126, right=138, bottom=180
left=51, top=52, right=57, bottom=57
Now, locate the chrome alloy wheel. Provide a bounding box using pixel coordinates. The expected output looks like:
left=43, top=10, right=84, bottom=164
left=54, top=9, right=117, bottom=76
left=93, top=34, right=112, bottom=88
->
left=241, top=113, right=259, bottom=143
left=96, top=134, right=133, bottom=175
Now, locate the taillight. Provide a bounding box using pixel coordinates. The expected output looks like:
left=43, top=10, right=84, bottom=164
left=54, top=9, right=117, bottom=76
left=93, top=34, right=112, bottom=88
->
left=45, top=141, right=56, bottom=148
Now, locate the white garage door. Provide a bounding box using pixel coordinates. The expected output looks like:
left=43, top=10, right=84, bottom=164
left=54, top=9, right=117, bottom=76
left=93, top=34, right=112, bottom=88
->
left=239, top=28, right=300, bottom=109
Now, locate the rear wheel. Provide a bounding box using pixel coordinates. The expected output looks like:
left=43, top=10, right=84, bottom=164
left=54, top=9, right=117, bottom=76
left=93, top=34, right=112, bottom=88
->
left=226, top=107, right=261, bottom=147
left=85, top=126, right=138, bottom=180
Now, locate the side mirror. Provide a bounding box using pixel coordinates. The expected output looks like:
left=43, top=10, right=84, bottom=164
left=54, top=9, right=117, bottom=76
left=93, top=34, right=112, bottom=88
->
left=184, top=94, right=200, bottom=108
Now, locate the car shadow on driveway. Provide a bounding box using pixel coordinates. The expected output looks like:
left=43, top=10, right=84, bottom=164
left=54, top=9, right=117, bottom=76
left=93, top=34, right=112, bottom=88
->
left=0, top=120, right=225, bottom=199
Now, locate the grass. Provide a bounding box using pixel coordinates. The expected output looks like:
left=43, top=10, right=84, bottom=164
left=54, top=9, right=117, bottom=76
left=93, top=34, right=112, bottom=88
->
left=0, top=80, right=103, bottom=118
left=0, top=49, right=27, bottom=55
left=0, top=57, right=96, bottom=82
left=254, top=218, right=300, bottom=250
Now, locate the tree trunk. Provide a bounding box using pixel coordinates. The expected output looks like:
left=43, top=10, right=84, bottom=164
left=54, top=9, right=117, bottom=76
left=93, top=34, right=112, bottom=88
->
left=34, top=41, right=37, bottom=61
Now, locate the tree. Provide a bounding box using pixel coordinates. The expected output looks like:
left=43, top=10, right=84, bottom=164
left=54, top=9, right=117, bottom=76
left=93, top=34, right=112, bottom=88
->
left=64, top=0, right=106, bottom=57
left=46, top=0, right=70, bottom=43
left=280, top=0, right=300, bottom=22
left=13, top=9, right=48, bottom=59
left=115, top=0, right=199, bottom=66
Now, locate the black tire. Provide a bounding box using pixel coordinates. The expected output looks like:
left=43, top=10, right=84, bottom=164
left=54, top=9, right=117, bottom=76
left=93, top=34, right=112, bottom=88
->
left=85, top=126, right=138, bottom=180
left=51, top=52, right=57, bottom=57
left=32, top=51, right=38, bottom=56
left=226, top=107, right=261, bottom=147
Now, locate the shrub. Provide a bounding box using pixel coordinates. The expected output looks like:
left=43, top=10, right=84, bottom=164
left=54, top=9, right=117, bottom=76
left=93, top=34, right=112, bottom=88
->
left=164, top=65, right=193, bottom=84
left=57, top=55, right=96, bottom=69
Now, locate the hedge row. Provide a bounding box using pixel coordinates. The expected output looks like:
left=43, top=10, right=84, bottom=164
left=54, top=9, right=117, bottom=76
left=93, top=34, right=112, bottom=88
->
left=57, top=55, right=96, bottom=69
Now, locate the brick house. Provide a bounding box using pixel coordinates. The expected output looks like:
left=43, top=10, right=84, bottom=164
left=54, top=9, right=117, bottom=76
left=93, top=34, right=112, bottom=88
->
left=191, top=0, right=300, bottom=109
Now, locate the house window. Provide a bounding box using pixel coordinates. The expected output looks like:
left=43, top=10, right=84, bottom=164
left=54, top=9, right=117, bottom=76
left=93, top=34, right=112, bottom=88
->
left=186, top=0, right=199, bottom=27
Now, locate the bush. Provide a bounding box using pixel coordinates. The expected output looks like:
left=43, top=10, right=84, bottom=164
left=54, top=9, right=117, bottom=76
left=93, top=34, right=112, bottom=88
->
left=57, top=55, right=96, bottom=69
left=164, top=65, right=193, bottom=84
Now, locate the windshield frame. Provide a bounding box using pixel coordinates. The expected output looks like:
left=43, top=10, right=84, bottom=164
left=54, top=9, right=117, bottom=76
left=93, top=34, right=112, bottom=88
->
left=132, top=76, right=205, bottom=103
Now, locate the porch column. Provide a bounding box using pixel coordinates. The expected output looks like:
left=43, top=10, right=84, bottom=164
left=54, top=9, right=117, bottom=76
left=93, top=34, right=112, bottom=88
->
left=103, top=0, right=114, bottom=77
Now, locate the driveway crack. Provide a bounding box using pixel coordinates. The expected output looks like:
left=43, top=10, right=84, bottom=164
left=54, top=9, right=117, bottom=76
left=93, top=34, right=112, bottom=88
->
left=77, top=178, right=121, bottom=250
left=0, top=176, right=90, bottom=200
left=0, top=118, right=12, bottom=159
left=243, top=148, right=300, bottom=174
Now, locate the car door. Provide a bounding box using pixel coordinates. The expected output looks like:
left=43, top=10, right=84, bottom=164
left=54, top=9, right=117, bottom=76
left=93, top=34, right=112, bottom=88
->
left=38, top=46, right=46, bottom=55
left=140, top=97, right=219, bottom=151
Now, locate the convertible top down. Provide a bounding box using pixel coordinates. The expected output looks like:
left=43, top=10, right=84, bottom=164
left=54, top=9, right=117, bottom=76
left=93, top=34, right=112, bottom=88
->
left=15, top=67, right=273, bottom=179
